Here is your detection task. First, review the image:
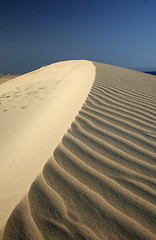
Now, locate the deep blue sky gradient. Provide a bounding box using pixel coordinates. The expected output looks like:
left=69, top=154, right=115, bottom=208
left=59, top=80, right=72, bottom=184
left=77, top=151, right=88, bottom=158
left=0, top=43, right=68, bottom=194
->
left=0, top=0, right=156, bottom=73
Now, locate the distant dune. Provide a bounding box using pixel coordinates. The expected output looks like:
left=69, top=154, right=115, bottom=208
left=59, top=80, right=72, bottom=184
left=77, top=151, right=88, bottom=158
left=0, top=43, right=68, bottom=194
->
left=0, top=74, right=19, bottom=85
left=144, top=71, right=156, bottom=76
left=0, top=60, right=156, bottom=240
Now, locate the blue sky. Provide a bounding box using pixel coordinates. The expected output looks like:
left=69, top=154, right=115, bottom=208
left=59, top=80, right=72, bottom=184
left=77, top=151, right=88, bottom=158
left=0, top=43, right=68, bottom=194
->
left=0, top=0, right=156, bottom=73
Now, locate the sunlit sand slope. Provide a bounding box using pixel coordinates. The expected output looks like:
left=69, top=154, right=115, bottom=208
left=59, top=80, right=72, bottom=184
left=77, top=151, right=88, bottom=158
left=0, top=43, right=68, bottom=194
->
left=2, top=62, right=156, bottom=240
left=0, top=60, right=95, bottom=233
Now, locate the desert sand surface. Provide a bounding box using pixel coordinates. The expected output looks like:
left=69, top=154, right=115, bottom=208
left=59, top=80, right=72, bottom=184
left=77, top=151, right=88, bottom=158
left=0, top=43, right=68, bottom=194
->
left=1, top=60, right=156, bottom=240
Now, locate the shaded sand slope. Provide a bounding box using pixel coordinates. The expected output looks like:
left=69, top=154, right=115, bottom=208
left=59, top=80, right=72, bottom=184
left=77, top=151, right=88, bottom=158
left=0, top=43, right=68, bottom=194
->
left=0, top=60, right=95, bottom=232
left=2, top=62, right=156, bottom=240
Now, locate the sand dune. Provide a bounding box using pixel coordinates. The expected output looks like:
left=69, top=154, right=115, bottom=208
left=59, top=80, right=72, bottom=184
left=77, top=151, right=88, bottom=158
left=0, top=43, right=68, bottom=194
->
left=1, top=61, right=156, bottom=240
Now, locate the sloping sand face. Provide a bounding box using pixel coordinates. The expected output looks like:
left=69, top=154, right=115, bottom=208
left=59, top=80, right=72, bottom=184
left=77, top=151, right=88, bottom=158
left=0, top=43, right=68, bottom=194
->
left=1, top=61, right=156, bottom=240
left=0, top=60, right=95, bottom=235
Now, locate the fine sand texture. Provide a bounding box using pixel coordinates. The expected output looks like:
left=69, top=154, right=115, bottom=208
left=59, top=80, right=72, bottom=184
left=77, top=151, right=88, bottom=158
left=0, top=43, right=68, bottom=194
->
left=1, top=61, right=156, bottom=240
